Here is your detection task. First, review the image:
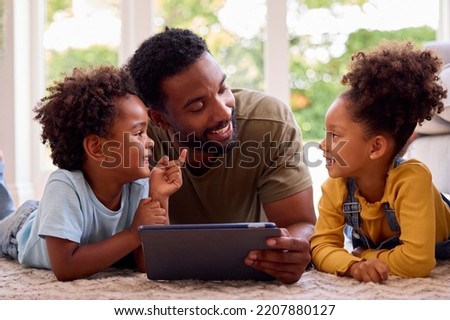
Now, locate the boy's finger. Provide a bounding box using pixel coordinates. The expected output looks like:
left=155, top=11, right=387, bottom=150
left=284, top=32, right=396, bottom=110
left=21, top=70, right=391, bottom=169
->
left=177, top=149, right=187, bottom=166
left=155, top=155, right=169, bottom=167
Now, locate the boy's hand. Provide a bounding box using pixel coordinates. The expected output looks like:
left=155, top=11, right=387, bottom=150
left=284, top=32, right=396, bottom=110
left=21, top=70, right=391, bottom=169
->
left=131, top=198, right=167, bottom=232
left=150, top=149, right=187, bottom=197
left=129, top=198, right=167, bottom=243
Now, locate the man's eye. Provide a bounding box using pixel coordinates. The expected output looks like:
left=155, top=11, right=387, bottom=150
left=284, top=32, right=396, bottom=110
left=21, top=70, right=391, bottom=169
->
left=189, top=103, right=204, bottom=112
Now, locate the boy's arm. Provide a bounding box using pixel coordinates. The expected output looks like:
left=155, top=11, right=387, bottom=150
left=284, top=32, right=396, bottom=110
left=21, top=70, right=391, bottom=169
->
left=46, top=228, right=141, bottom=281
left=149, top=149, right=187, bottom=218
left=46, top=197, right=166, bottom=281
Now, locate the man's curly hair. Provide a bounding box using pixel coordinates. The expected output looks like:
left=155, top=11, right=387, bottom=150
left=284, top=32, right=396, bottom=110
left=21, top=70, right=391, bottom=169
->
left=126, top=27, right=209, bottom=112
left=33, top=65, right=138, bottom=171
left=341, top=41, right=448, bottom=156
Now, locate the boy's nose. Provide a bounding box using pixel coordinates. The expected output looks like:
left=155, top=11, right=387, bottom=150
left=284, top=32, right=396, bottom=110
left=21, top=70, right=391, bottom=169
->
left=146, top=139, right=155, bottom=149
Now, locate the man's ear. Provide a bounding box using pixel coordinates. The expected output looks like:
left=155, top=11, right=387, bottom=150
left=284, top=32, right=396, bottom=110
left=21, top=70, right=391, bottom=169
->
left=369, top=135, right=389, bottom=160
left=83, top=135, right=105, bottom=162
left=148, top=108, right=171, bottom=130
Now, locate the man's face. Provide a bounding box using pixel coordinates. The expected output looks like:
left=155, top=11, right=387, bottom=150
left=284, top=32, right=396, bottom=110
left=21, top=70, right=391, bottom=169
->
left=155, top=53, right=237, bottom=156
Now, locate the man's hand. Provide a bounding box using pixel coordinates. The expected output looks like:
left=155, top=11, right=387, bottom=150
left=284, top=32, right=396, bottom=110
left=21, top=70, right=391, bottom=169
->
left=244, top=228, right=311, bottom=284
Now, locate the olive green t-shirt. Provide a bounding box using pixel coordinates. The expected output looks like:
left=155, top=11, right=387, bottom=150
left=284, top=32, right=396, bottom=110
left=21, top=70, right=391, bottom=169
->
left=148, top=88, right=312, bottom=223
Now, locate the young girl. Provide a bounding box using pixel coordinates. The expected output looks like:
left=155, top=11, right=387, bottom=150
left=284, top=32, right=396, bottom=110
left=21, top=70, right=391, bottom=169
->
left=310, top=42, right=450, bottom=283
left=0, top=66, right=186, bottom=281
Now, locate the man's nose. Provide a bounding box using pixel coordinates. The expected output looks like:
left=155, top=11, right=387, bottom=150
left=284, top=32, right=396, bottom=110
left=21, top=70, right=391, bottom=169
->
left=210, top=98, right=232, bottom=122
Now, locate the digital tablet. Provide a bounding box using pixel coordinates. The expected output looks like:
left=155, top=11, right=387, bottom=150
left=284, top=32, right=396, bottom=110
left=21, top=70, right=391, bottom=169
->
left=138, top=222, right=281, bottom=281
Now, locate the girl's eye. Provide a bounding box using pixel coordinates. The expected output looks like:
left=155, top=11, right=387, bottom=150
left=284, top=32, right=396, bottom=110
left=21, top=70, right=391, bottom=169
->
left=325, top=131, right=339, bottom=140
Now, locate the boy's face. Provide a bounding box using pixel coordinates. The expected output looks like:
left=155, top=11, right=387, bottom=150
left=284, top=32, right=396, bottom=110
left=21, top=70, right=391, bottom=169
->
left=101, top=95, right=153, bottom=181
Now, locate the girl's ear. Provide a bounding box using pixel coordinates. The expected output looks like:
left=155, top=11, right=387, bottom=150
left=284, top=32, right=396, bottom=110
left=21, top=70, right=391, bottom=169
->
left=83, top=135, right=105, bottom=162
left=148, top=109, right=171, bottom=130
left=369, top=135, right=389, bottom=160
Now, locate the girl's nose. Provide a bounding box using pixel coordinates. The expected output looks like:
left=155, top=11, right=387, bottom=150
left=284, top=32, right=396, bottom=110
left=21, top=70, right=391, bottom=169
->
left=319, top=138, right=326, bottom=151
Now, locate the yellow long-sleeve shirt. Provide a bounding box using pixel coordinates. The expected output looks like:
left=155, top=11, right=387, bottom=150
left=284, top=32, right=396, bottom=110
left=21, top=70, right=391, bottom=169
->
left=311, top=159, right=450, bottom=278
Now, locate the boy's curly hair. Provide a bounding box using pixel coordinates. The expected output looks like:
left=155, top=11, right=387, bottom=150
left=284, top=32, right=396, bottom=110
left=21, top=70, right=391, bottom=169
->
left=34, top=65, right=138, bottom=170
left=126, top=27, right=209, bottom=112
left=341, top=41, right=447, bottom=155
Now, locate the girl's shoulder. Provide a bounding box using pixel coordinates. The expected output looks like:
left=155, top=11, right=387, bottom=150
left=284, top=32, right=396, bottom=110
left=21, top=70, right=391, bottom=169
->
left=391, top=158, right=432, bottom=178
left=321, top=177, right=348, bottom=194
left=387, top=158, right=433, bottom=191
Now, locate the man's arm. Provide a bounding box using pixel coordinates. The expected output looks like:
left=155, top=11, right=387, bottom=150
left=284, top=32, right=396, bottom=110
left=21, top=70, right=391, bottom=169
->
left=245, top=186, right=316, bottom=284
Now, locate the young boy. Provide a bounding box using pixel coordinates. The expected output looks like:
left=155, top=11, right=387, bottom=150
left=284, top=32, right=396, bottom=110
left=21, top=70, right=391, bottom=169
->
left=0, top=66, right=186, bottom=281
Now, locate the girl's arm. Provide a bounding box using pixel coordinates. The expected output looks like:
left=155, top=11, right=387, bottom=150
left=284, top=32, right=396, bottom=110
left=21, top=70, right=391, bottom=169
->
left=310, top=180, right=363, bottom=275
left=359, top=164, right=438, bottom=277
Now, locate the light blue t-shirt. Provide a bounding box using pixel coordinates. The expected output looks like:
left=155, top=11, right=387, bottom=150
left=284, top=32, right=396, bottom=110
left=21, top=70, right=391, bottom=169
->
left=17, top=169, right=149, bottom=269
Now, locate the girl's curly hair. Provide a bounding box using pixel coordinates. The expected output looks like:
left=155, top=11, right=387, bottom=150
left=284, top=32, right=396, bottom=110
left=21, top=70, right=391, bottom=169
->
left=34, top=65, right=138, bottom=170
left=341, top=41, right=447, bottom=155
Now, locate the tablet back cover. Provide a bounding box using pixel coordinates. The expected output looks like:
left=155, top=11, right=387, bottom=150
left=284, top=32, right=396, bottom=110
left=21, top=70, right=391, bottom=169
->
left=139, top=223, right=281, bottom=281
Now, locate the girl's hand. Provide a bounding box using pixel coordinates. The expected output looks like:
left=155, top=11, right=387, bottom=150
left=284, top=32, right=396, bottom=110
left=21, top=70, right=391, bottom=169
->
left=346, top=259, right=390, bottom=283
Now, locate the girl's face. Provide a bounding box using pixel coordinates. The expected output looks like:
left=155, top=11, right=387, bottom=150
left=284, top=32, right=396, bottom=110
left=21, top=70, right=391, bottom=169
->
left=102, top=95, right=153, bottom=182
left=319, top=96, right=373, bottom=179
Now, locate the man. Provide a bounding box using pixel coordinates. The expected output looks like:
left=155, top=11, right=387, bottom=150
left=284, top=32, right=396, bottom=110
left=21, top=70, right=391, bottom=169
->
left=127, top=28, right=316, bottom=284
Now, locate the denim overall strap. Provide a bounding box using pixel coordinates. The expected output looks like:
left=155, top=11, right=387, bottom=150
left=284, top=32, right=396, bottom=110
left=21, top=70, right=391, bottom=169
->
left=381, top=203, right=401, bottom=233
left=383, top=156, right=403, bottom=234
left=436, top=194, right=450, bottom=259
left=342, top=177, right=361, bottom=229
left=343, top=157, right=404, bottom=250
left=393, top=156, right=405, bottom=168
left=343, top=177, right=375, bottom=249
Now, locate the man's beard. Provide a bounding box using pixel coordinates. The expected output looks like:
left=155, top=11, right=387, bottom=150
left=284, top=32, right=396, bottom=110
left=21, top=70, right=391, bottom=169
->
left=174, top=111, right=238, bottom=155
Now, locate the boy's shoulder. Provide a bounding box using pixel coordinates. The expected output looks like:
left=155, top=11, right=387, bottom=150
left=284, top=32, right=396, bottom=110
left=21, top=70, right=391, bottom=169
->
left=49, top=170, right=148, bottom=186
left=48, top=169, right=84, bottom=183
left=130, top=177, right=149, bottom=188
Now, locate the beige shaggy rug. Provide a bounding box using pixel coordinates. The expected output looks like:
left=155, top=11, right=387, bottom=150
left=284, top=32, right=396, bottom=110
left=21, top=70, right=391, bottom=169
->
left=1, top=257, right=449, bottom=300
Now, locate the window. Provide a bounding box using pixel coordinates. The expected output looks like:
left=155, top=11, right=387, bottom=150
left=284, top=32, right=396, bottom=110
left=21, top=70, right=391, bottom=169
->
left=0, top=0, right=444, bottom=203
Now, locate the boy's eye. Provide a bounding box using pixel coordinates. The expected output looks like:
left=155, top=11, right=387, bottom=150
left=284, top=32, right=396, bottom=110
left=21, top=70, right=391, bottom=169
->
left=219, top=85, right=229, bottom=94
